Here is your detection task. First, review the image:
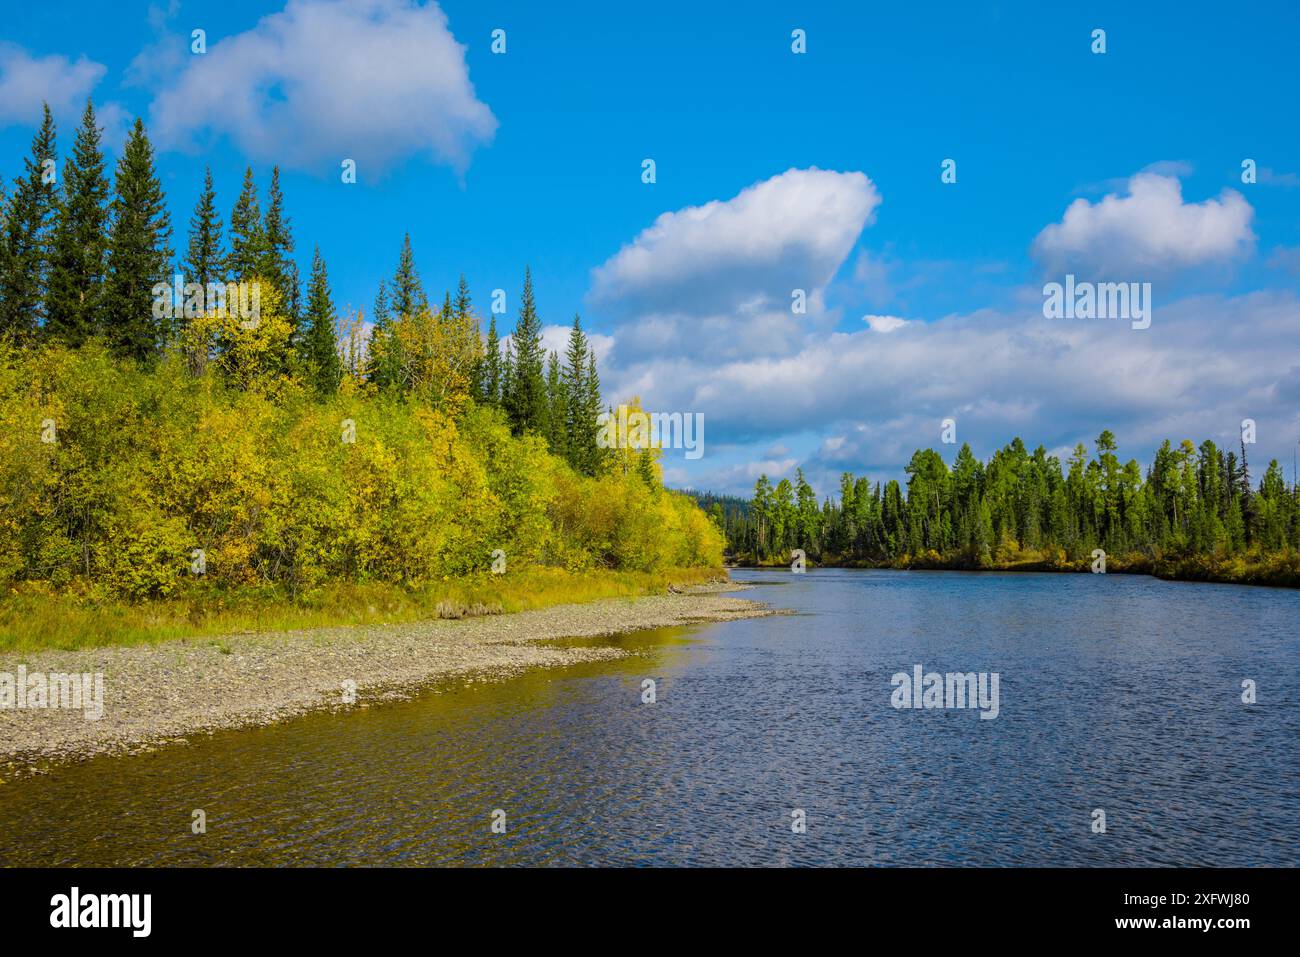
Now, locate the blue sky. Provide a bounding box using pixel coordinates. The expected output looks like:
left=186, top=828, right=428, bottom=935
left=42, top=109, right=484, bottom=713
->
left=3, top=0, right=1300, bottom=497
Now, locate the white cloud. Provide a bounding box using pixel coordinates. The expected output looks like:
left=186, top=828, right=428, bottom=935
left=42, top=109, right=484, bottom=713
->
left=602, top=289, right=1300, bottom=495
left=0, top=43, right=105, bottom=125
left=589, top=167, right=880, bottom=359
left=586, top=168, right=1295, bottom=496
left=863, top=314, right=909, bottom=333
left=0, top=43, right=129, bottom=145
left=147, top=0, right=496, bottom=174
left=1033, top=172, right=1254, bottom=275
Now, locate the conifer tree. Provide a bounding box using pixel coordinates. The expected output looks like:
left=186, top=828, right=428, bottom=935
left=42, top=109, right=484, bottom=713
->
left=372, top=279, right=390, bottom=330
left=505, top=267, right=546, bottom=434
left=501, top=335, right=516, bottom=407
left=562, top=314, right=603, bottom=473
left=581, top=351, right=606, bottom=475
left=103, top=118, right=172, bottom=360
left=545, top=350, right=568, bottom=458
left=226, top=167, right=266, bottom=282
left=0, top=175, right=7, bottom=307
left=391, top=233, right=425, bottom=319
left=262, top=166, right=297, bottom=328
left=367, top=279, right=397, bottom=389
left=0, top=104, right=57, bottom=339
left=481, top=314, right=501, bottom=406
left=47, top=100, right=109, bottom=346
left=453, top=272, right=471, bottom=325
left=185, top=166, right=224, bottom=293
left=302, top=247, right=341, bottom=395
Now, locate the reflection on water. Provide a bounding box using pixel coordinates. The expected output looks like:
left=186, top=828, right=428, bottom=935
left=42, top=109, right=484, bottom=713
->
left=0, top=569, right=1296, bottom=866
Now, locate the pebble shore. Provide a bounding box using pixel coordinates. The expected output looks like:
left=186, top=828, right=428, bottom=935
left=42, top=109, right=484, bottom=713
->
left=0, top=582, right=780, bottom=772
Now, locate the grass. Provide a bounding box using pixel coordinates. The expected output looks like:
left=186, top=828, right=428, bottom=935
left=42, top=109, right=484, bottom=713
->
left=0, top=565, right=726, bottom=653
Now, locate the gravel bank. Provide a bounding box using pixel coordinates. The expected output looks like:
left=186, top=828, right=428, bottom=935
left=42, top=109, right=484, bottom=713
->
left=0, top=582, right=780, bottom=772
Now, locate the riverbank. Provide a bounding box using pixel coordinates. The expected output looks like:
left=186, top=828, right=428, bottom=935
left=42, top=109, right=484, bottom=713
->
left=733, top=548, right=1300, bottom=589
left=0, top=566, right=728, bottom=652
left=0, top=580, right=783, bottom=774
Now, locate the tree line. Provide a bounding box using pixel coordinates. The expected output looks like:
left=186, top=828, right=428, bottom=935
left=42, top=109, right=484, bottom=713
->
left=721, top=430, right=1300, bottom=571
left=0, top=99, right=615, bottom=480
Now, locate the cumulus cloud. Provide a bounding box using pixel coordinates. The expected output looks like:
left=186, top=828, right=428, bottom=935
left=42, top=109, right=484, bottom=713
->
left=863, top=314, right=909, bottom=333
left=0, top=43, right=105, bottom=125
left=1032, top=172, right=1254, bottom=275
left=147, top=0, right=496, bottom=174
left=586, top=167, right=1295, bottom=497
left=588, top=167, right=880, bottom=359
left=0, top=43, right=132, bottom=147
left=602, top=289, right=1300, bottom=495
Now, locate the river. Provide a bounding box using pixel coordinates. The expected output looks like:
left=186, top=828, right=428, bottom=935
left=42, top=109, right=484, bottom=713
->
left=1, top=568, right=1296, bottom=866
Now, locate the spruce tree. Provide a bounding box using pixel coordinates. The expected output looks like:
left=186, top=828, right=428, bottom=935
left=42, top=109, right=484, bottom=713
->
left=103, top=118, right=173, bottom=360
left=453, top=272, right=471, bottom=324
left=481, top=314, right=501, bottom=406
left=562, top=314, right=601, bottom=472
left=501, top=336, right=515, bottom=408
left=367, top=279, right=395, bottom=389
left=302, top=247, right=341, bottom=395
left=226, top=167, right=266, bottom=282
left=545, top=350, right=568, bottom=458
left=185, top=166, right=224, bottom=292
left=505, top=267, right=546, bottom=435
left=47, top=99, right=109, bottom=346
left=262, top=166, right=297, bottom=327
left=0, top=176, right=8, bottom=320
left=372, top=279, right=390, bottom=330
left=391, top=233, right=425, bottom=318
left=583, top=352, right=607, bottom=475
left=0, top=103, right=57, bottom=340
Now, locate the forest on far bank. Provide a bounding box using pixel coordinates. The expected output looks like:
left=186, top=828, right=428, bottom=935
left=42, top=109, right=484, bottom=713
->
left=706, top=431, right=1300, bottom=587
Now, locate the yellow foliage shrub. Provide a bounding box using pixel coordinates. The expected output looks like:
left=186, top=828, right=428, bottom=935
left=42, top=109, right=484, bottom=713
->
left=0, top=340, right=723, bottom=601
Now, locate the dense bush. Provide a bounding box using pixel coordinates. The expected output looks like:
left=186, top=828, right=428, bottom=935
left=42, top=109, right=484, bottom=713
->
left=0, top=341, right=722, bottom=602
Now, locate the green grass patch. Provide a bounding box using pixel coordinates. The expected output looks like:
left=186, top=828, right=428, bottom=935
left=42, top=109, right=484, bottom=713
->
left=0, top=566, right=725, bottom=653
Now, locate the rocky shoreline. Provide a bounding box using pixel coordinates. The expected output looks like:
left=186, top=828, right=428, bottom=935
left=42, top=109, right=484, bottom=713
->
left=0, top=582, right=781, bottom=774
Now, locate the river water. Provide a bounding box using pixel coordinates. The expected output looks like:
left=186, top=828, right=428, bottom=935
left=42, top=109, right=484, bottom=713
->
left=1, top=568, right=1296, bottom=866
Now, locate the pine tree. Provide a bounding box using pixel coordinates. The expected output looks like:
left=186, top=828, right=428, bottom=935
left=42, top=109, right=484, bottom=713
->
left=102, top=118, right=173, bottom=360
left=372, top=280, right=390, bottom=330
left=0, top=104, right=57, bottom=340
left=453, top=272, right=471, bottom=325
left=46, top=100, right=110, bottom=346
left=544, top=350, right=568, bottom=458
left=481, top=314, right=501, bottom=406
left=391, top=234, right=425, bottom=319
left=0, top=175, right=8, bottom=310
left=262, top=166, right=297, bottom=329
left=505, top=267, right=546, bottom=434
left=582, top=351, right=606, bottom=475
left=501, top=336, right=515, bottom=408
left=366, top=279, right=396, bottom=389
left=185, top=166, right=224, bottom=292
left=637, top=439, right=659, bottom=489
left=562, top=314, right=600, bottom=473
left=226, top=167, right=266, bottom=282
left=302, top=247, right=341, bottom=395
